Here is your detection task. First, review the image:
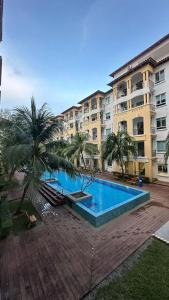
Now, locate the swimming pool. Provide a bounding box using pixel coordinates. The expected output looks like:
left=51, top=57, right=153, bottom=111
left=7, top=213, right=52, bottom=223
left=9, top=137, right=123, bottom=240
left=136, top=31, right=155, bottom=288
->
left=42, top=171, right=150, bottom=227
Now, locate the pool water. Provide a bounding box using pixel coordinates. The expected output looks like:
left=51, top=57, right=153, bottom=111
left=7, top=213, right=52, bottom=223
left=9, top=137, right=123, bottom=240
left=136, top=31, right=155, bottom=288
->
left=42, top=170, right=150, bottom=226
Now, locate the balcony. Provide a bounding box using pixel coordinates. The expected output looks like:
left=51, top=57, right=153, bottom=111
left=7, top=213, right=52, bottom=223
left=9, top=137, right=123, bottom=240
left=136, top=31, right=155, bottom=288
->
left=131, top=96, right=144, bottom=108
left=133, top=117, right=144, bottom=135
left=84, top=108, right=89, bottom=114
left=119, top=121, right=127, bottom=132
left=131, top=81, right=143, bottom=92
left=117, top=101, right=128, bottom=113
left=117, top=81, right=127, bottom=100
left=133, top=128, right=144, bottom=135
left=91, top=104, right=97, bottom=110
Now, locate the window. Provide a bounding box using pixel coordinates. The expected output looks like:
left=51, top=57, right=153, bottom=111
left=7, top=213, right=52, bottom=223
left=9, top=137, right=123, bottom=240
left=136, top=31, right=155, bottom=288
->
left=70, top=123, right=74, bottom=128
left=156, top=93, right=166, bottom=107
left=91, top=113, right=97, bottom=121
left=157, top=141, right=166, bottom=152
left=84, top=102, right=89, bottom=113
left=156, top=117, right=166, bottom=129
left=65, top=114, right=68, bottom=122
left=92, top=128, right=97, bottom=140
left=158, top=164, right=168, bottom=174
left=120, top=102, right=127, bottom=111
left=136, top=141, right=145, bottom=157
left=106, top=128, right=111, bottom=136
left=91, top=98, right=97, bottom=110
left=105, top=96, right=110, bottom=105
left=70, top=111, right=73, bottom=120
left=106, top=112, right=111, bottom=120
left=155, top=69, right=165, bottom=84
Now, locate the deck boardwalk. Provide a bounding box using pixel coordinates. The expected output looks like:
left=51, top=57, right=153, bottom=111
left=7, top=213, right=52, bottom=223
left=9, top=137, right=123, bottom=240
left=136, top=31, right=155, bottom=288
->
left=1, top=181, right=169, bottom=299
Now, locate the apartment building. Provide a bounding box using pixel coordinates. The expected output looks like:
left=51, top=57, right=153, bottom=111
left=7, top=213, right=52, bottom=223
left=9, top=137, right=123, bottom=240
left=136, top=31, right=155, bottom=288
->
left=108, top=34, right=169, bottom=182
left=55, top=34, right=169, bottom=182
left=61, top=106, right=81, bottom=141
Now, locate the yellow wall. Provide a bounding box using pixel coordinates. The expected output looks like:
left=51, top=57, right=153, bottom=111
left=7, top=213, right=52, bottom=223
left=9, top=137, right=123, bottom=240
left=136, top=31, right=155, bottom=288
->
left=112, top=64, right=155, bottom=179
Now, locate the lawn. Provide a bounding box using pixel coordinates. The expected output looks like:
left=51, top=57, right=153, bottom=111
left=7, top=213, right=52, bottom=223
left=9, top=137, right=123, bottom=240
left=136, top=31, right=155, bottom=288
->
left=95, top=239, right=169, bottom=300
left=9, top=199, right=41, bottom=235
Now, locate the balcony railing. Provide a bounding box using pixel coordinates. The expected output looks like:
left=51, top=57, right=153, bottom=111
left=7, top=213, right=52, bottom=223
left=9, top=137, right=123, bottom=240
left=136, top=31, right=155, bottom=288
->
left=131, top=81, right=143, bottom=92
left=133, top=128, right=144, bottom=135
left=117, top=89, right=127, bottom=99
left=131, top=100, right=144, bottom=108
left=137, top=151, right=145, bottom=157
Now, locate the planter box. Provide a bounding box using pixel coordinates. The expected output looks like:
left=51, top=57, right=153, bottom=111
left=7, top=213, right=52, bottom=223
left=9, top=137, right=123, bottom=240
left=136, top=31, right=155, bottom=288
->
left=67, top=191, right=92, bottom=202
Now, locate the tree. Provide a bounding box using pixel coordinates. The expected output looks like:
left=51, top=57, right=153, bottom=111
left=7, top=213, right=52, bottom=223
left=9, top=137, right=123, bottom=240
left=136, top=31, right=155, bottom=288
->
left=102, top=131, right=136, bottom=176
left=64, top=132, right=98, bottom=169
left=0, top=98, right=76, bottom=213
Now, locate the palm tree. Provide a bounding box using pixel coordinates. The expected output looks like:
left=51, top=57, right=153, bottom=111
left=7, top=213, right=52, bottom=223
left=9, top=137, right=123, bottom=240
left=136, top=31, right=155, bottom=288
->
left=64, top=132, right=99, bottom=169
left=102, top=131, right=136, bottom=176
left=0, top=98, right=76, bottom=213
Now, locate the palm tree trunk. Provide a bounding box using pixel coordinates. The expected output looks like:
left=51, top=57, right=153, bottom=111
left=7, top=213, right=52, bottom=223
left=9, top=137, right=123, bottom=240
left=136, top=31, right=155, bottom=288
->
left=81, top=152, right=86, bottom=169
left=120, top=159, right=125, bottom=177
left=15, top=181, right=30, bottom=214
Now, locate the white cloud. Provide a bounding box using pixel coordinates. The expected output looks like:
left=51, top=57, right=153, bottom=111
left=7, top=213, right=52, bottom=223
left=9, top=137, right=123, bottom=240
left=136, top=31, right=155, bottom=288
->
left=0, top=60, right=40, bottom=109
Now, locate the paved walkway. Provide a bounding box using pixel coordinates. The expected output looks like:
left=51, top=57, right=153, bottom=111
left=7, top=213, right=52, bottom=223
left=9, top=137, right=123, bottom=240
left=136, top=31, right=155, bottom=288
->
left=154, top=220, right=169, bottom=243
left=1, top=181, right=169, bottom=299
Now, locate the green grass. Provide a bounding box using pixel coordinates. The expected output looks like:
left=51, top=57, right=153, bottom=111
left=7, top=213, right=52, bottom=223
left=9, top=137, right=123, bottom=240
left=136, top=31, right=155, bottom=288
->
left=9, top=200, right=41, bottom=235
left=95, top=239, right=169, bottom=300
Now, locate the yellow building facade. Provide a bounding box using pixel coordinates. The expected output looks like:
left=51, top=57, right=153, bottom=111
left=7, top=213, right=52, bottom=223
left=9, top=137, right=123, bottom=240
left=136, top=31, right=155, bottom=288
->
left=110, top=61, right=156, bottom=180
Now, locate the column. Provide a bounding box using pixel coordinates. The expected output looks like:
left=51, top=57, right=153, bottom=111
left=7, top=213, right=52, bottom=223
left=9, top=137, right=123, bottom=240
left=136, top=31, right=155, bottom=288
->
left=144, top=94, right=147, bottom=105
left=127, top=78, right=132, bottom=95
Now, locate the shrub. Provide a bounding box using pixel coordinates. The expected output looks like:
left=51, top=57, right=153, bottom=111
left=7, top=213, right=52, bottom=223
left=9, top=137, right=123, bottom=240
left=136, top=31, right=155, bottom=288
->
left=142, top=176, right=150, bottom=183
left=0, top=200, right=13, bottom=238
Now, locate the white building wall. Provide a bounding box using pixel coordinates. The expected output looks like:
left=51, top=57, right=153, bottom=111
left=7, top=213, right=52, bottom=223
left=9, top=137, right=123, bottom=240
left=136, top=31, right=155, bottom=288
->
left=102, top=90, right=115, bottom=171
left=152, top=61, right=169, bottom=181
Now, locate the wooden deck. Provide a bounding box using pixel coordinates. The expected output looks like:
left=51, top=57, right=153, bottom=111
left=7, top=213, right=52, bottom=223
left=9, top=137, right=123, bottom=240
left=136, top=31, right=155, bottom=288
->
left=1, top=181, right=169, bottom=300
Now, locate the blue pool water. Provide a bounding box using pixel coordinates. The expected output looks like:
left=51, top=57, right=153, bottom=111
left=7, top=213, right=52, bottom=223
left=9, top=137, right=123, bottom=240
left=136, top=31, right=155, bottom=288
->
left=42, top=170, right=149, bottom=221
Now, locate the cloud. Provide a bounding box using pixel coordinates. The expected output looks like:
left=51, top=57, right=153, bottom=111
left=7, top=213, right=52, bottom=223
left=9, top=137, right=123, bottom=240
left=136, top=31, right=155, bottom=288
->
left=1, top=60, right=40, bottom=109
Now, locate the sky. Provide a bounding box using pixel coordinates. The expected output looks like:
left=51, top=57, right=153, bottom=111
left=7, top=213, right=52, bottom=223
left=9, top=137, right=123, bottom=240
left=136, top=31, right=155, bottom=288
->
left=1, top=0, right=169, bottom=114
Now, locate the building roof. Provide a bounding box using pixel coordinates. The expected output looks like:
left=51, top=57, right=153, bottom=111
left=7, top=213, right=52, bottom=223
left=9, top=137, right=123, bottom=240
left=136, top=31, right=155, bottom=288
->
left=109, top=33, right=169, bottom=77
left=78, top=90, right=105, bottom=104
left=61, top=106, right=81, bottom=114
left=156, top=55, right=169, bottom=66
left=104, top=88, right=113, bottom=95
left=55, top=114, right=64, bottom=119
left=108, top=57, right=157, bottom=87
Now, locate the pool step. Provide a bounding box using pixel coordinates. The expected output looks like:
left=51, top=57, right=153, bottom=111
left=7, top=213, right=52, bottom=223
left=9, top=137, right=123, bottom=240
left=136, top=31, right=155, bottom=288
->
left=39, top=184, right=65, bottom=206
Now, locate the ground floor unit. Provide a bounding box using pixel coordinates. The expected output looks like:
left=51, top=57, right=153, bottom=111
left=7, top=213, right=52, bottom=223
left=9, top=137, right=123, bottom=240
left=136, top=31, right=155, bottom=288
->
left=81, top=146, right=169, bottom=182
